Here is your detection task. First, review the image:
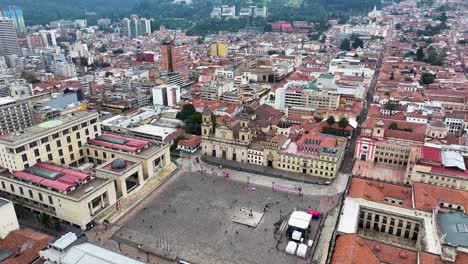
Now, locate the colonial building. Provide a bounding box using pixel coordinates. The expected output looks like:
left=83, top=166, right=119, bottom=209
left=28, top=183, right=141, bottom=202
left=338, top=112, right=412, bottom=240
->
left=201, top=104, right=347, bottom=179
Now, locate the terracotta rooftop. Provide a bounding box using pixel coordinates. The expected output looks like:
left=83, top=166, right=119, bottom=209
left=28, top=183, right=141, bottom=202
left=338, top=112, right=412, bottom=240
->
left=178, top=136, right=201, bottom=148
left=347, top=178, right=413, bottom=208
left=0, top=229, right=52, bottom=264
left=331, top=234, right=418, bottom=264
left=413, top=182, right=468, bottom=212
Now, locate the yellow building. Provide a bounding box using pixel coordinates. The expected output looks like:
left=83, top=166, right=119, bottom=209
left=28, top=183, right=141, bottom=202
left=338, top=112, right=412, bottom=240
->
left=210, top=40, right=228, bottom=58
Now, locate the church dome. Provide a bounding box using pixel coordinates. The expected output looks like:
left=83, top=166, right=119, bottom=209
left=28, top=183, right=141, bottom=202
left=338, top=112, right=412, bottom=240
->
left=278, top=120, right=292, bottom=129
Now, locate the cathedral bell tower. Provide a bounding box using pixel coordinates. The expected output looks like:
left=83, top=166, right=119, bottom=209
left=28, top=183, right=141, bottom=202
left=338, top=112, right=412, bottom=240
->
left=239, top=111, right=250, bottom=144
left=202, top=105, right=213, bottom=137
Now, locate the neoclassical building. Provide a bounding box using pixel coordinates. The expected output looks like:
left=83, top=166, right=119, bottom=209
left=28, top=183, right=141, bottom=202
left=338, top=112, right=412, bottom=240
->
left=201, top=105, right=347, bottom=179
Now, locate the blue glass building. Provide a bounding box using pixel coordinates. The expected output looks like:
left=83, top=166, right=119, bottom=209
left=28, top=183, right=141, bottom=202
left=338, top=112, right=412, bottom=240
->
left=2, top=6, right=26, bottom=34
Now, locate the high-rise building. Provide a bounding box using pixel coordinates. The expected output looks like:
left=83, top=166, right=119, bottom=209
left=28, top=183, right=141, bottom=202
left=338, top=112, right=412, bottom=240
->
left=120, top=15, right=152, bottom=38
left=0, top=17, right=21, bottom=56
left=160, top=40, right=189, bottom=83
left=152, top=84, right=181, bottom=107
left=0, top=97, right=33, bottom=135
left=39, top=30, right=57, bottom=47
left=2, top=6, right=26, bottom=34
left=210, top=40, right=228, bottom=57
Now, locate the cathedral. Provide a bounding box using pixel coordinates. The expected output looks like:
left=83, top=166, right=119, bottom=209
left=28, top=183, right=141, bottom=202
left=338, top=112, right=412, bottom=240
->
left=201, top=104, right=347, bottom=179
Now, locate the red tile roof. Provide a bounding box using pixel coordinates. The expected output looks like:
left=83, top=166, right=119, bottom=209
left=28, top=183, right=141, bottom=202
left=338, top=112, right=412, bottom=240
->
left=348, top=178, right=413, bottom=208
left=413, top=182, right=468, bottom=212
left=178, top=136, right=201, bottom=148
left=331, top=234, right=418, bottom=264
left=0, top=229, right=52, bottom=264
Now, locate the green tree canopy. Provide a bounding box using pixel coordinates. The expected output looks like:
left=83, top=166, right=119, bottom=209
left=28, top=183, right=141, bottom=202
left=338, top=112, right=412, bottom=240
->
left=389, top=122, right=398, bottom=130
left=338, top=117, right=349, bottom=129
left=420, top=72, right=436, bottom=85
left=176, top=104, right=196, bottom=120
left=416, top=47, right=425, bottom=61
left=340, top=38, right=351, bottom=51
left=326, top=116, right=336, bottom=127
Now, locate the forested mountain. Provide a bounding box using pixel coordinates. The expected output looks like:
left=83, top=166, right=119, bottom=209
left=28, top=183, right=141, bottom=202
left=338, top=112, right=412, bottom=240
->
left=1, top=0, right=380, bottom=33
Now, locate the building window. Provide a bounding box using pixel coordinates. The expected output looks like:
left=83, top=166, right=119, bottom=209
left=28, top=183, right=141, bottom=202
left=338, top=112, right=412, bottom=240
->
left=41, top=137, right=49, bottom=143
left=68, top=145, right=73, bottom=152
left=52, top=133, right=59, bottom=139
left=60, top=158, right=65, bottom=164
left=70, top=154, right=74, bottom=160
left=46, top=144, right=51, bottom=152
left=34, top=149, right=40, bottom=157
left=56, top=140, right=61, bottom=147
left=76, top=132, right=81, bottom=139
left=1, top=182, right=5, bottom=189
left=39, top=193, right=43, bottom=201
left=63, top=129, right=69, bottom=135
left=22, top=154, right=27, bottom=162
left=66, top=136, right=71, bottom=143
left=48, top=154, right=53, bottom=160
left=29, top=190, right=33, bottom=198
left=48, top=196, right=53, bottom=204
left=59, top=149, right=63, bottom=156
left=19, top=187, right=23, bottom=195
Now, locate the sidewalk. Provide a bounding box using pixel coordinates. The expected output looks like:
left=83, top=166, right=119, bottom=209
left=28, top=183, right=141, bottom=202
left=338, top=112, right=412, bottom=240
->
left=177, top=157, right=349, bottom=196
left=202, top=155, right=330, bottom=184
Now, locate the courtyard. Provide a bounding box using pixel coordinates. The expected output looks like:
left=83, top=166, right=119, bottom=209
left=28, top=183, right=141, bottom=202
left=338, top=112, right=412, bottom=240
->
left=112, top=172, right=336, bottom=264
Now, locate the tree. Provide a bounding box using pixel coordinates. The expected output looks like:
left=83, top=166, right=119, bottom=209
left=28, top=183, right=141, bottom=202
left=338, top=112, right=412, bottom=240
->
left=438, top=12, right=447, bottom=23
left=389, top=72, right=395, bottom=80
left=426, top=47, right=444, bottom=66
left=40, top=213, right=50, bottom=227
left=351, top=36, right=364, bottom=49
left=314, top=116, right=323, bottom=123
left=385, top=101, right=400, bottom=115
left=395, top=23, right=401, bottom=30
left=389, top=122, right=398, bottom=130
left=326, top=116, right=335, bottom=127
left=176, top=104, right=196, bottom=121
left=404, top=77, right=413, bottom=82
left=53, top=219, right=62, bottom=231
left=184, top=112, right=202, bottom=135
left=420, top=72, right=436, bottom=84
left=340, top=38, right=351, bottom=51
left=416, top=47, right=425, bottom=61
left=338, top=117, right=349, bottom=129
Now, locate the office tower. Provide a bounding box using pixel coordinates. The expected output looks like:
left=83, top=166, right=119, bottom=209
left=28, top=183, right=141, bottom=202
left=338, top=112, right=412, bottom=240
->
left=2, top=6, right=26, bottom=34
left=160, top=40, right=189, bottom=83
left=0, top=18, right=21, bottom=56
left=39, top=30, right=57, bottom=47
left=152, top=84, right=180, bottom=106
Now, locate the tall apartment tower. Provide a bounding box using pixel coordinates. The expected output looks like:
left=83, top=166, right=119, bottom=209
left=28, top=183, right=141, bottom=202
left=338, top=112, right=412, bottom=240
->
left=2, top=6, right=26, bottom=34
left=0, top=17, right=21, bottom=56
left=160, top=40, right=189, bottom=83
left=0, top=97, right=33, bottom=135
